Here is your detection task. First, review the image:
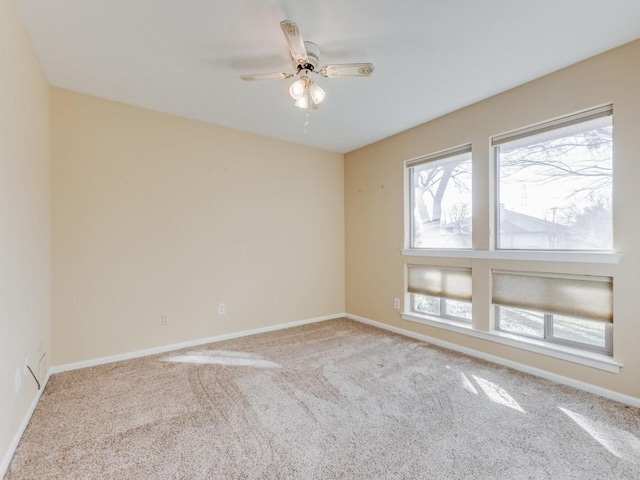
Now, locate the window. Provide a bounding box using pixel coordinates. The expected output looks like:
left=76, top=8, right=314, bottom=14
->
left=492, top=271, right=613, bottom=355
left=412, top=295, right=472, bottom=323
left=407, top=145, right=472, bottom=248
left=494, top=105, right=613, bottom=251
left=402, top=106, right=618, bottom=367
left=496, top=307, right=612, bottom=355
left=408, top=265, right=472, bottom=324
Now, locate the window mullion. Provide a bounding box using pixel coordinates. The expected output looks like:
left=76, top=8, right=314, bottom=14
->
left=605, top=323, right=614, bottom=355
left=544, top=314, right=553, bottom=340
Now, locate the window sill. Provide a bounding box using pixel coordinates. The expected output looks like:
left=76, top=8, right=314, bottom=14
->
left=401, top=312, right=622, bottom=373
left=401, top=249, right=620, bottom=264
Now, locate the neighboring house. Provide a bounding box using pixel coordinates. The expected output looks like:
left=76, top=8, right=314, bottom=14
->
left=497, top=206, right=575, bottom=249
left=441, top=206, right=575, bottom=249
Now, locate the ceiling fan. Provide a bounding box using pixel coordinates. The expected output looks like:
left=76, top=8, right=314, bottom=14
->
left=240, top=20, right=374, bottom=110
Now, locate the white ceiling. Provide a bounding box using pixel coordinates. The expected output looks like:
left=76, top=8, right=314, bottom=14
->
left=15, top=0, right=640, bottom=153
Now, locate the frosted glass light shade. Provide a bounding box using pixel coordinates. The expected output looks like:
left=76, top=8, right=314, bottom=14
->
left=290, top=75, right=325, bottom=109
left=289, top=77, right=308, bottom=100
left=309, top=83, right=326, bottom=105
left=294, top=94, right=309, bottom=109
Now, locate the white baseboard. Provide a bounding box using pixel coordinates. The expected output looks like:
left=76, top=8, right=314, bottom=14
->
left=0, top=371, right=51, bottom=479
left=346, top=313, right=640, bottom=408
left=51, top=313, right=346, bottom=374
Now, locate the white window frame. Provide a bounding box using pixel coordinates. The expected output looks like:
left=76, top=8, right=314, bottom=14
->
left=492, top=104, right=613, bottom=253
left=401, top=105, right=620, bottom=372
left=495, top=306, right=613, bottom=356
left=404, top=144, right=472, bottom=250
left=410, top=293, right=472, bottom=325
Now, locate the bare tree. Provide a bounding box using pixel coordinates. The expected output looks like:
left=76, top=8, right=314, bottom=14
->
left=499, top=125, right=613, bottom=248
left=499, top=127, right=612, bottom=203
left=413, top=160, right=470, bottom=228
left=412, top=125, right=612, bottom=248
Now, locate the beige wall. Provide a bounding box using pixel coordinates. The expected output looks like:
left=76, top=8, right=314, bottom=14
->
left=345, top=39, right=640, bottom=398
left=51, top=88, right=345, bottom=366
left=0, top=0, right=52, bottom=469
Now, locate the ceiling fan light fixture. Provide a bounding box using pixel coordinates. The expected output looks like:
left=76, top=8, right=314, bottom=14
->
left=241, top=20, right=373, bottom=111
left=291, top=76, right=325, bottom=109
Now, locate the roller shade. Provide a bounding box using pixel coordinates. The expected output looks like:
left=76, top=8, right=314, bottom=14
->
left=491, top=104, right=612, bottom=147
left=406, top=144, right=472, bottom=169
left=492, top=271, right=612, bottom=322
left=408, top=265, right=472, bottom=302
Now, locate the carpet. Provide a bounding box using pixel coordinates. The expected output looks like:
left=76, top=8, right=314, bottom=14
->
left=5, top=318, right=640, bottom=479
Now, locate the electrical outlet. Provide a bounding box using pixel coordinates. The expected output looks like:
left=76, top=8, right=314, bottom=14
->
left=218, top=303, right=226, bottom=315
left=394, top=298, right=401, bottom=310
left=161, top=314, right=168, bottom=326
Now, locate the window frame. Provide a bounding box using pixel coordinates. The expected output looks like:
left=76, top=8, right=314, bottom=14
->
left=405, top=144, right=473, bottom=250
left=492, top=105, right=613, bottom=253
left=401, top=105, right=618, bottom=368
left=495, top=306, right=613, bottom=356
left=410, top=293, right=472, bottom=325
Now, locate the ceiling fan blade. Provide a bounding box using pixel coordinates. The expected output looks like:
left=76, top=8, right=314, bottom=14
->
left=317, top=63, right=375, bottom=78
left=240, top=72, right=295, bottom=81
left=280, top=20, right=308, bottom=65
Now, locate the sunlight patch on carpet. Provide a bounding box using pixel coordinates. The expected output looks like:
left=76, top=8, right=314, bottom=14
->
left=560, top=407, right=640, bottom=463
left=472, top=375, right=525, bottom=413
left=162, top=349, right=280, bottom=368
left=460, top=372, right=478, bottom=395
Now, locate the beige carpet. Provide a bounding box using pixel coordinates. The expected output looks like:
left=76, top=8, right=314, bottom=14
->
left=5, top=319, right=640, bottom=479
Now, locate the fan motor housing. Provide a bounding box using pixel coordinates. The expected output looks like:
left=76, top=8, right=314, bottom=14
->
left=294, top=41, right=320, bottom=72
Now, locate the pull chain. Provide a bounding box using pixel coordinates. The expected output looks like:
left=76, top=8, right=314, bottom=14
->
left=304, top=110, right=310, bottom=134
